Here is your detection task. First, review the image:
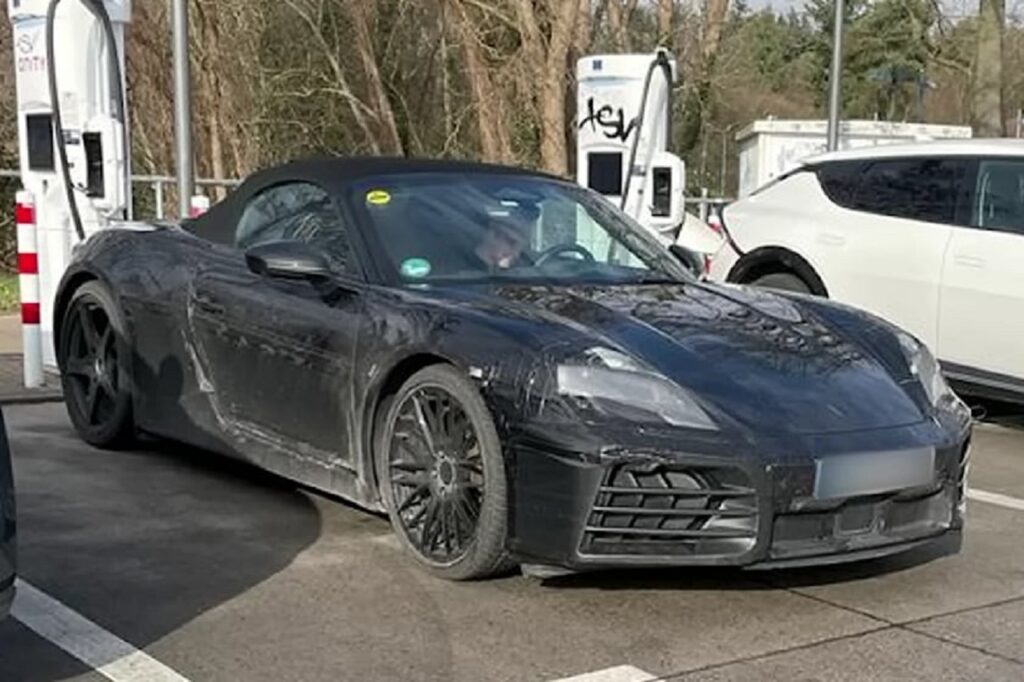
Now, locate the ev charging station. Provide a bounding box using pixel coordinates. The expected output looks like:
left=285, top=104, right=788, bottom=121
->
left=8, top=0, right=132, bottom=375
left=576, top=50, right=686, bottom=243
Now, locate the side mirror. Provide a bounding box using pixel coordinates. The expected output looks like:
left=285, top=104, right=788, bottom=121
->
left=245, top=240, right=331, bottom=281
left=669, top=244, right=704, bottom=278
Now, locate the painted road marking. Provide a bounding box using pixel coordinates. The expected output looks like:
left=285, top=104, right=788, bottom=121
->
left=551, top=665, right=658, bottom=682
left=12, top=579, right=191, bottom=682
left=968, top=488, right=1024, bottom=512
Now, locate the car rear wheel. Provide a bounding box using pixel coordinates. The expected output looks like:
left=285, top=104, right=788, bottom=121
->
left=750, top=272, right=812, bottom=294
left=377, top=365, right=513, bottom=580
left=58, top=281, right=135, bottom=448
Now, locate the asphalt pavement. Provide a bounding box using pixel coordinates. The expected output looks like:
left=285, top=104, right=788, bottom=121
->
left=0, top=401, right=1022, bottom=682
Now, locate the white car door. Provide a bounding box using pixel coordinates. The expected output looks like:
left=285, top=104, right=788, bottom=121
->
left=939, top=158, right=1024, bottom=387
left=811, top=158, right=965, bottom=350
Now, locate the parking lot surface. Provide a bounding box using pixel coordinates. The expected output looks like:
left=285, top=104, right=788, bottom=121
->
left=1, top=402, right=1023, bottom=682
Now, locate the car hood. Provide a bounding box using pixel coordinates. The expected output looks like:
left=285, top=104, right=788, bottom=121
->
left=444, top=281, right=924, bottom=436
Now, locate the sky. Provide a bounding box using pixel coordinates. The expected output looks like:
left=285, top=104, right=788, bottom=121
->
left=741, top=0, right=1019, bottom=18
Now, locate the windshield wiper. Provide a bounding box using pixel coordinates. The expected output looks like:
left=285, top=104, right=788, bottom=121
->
left=626, top=274, right=686, bottom=285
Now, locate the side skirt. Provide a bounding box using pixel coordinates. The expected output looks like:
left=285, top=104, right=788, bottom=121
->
left=943, top=362, right=1024, bottom=406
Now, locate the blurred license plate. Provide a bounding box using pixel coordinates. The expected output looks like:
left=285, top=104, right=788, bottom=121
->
left=814, top=447, right=935, bottom=500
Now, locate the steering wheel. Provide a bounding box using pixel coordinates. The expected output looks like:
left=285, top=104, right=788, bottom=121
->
left=535, top=243, right=596, bottom=267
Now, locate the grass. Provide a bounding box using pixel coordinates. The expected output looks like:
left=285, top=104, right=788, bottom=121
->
left=0, top=272, right=19, bottom=313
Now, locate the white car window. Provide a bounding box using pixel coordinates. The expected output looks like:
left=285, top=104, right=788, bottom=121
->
left=816, top=158, right=968, bottom=225
left=237, top=182, right=359, bottom=275
left=851, top=159, right=965, bottom=224
left=974, top=161, right=1024, bottom=234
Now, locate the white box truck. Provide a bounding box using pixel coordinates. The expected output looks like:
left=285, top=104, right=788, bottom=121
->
left=736, top=119, right=973, bottom=198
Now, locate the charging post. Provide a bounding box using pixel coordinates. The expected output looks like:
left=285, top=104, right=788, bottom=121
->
left=576, top=50, right=686, bottom=244
left=8, top=0, right=131, bottom=373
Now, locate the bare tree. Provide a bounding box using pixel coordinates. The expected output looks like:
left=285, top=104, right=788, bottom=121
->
left=605, top=0, right=640, bottom=51
left=703, top=0, right=729, bottom=64
left=341, top=1, right=404, bottom=154
left=282, top=0, right=384, bottom=154
left=657, top=0, right=673, bottom=47
left=446, top=0, right=514, bottom=162
left=191, top=0, right=263, bottom=195
left=513, top=0, right=586, bottom=175
left=972, top=0, right=1005, bottom=136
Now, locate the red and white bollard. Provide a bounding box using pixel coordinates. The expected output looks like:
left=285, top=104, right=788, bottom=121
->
left=189, top=194, right=210, bottom=218
left=15, top=191, right=44, bottom=388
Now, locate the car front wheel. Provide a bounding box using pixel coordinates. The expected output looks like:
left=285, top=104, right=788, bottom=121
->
left=377, top=365, right=513, bottom=580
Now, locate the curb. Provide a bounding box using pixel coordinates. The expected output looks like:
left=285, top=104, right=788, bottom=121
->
left=0, top=391, right=64, bottom=406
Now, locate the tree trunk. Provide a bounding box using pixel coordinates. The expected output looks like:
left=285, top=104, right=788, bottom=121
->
left=514, top=0, right=581, bottom=176
left=447, top=0, right=514, bottom=163
left=209, top=112, right=228, bottom=201
left=971, top=0, right=1005, bottom=137
left=344, top=1, right=404, bottom=154
left=283, top=0, right=382, bottom=154
left=657, top=0, right=672, bottom=47
left=440, top=19, right=452, bottom=150
left=606, top=0, right=629, bottom=51
left=193, top=1, right=230, bottom=198
left=703, top=0, right=729, bottom=63
left=575, top=0, right=593, bottom=56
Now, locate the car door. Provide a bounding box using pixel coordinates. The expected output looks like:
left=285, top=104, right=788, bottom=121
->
left=188, top=180, right=364, bottom=467
left=939, top=158, right=1024, bottom=387
left=811, top=158, right=968, bottom=350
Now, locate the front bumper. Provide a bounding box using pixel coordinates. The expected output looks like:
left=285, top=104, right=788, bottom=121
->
left=508, top=421, right=969, bottom=571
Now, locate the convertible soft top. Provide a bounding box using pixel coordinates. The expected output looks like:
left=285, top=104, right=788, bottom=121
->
left=246, top=156, right=547, bottom=186
left=184, top=156, right=552, bottom=245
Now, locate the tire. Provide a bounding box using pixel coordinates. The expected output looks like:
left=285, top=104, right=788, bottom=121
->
left=750, top=272, right=812, bottom=294
left=58, top=281, right=135, bottom=448
left=376, top=364, right=513, bottom=580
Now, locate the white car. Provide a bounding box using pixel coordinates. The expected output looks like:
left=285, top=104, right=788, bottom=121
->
left=704, top=139, right=1024, bottom=402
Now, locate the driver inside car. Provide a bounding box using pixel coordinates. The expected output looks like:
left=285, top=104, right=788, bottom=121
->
left=474, top=213, right=533, bottom=270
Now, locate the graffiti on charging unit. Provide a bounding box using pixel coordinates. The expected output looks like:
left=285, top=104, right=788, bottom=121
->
left=578, top=97, right=637, bottom=143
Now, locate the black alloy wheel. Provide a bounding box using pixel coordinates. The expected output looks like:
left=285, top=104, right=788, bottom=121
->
left=59, top=282, right=134, bottom=447
left=378, top=365, right=511, bottom=580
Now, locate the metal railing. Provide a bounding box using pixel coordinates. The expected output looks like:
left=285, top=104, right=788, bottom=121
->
left=130, top=174, right=241, bottom=219
left=685, top=189, right=732, bottom=223
left=0, top=169, right=240, bottom=220
left=3, top=168, right=731, bottom=223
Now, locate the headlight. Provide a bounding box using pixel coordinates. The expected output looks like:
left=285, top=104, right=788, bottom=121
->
left=557, top=348, right=718, bottom=430
left=898, top=333, right=957, bottom=409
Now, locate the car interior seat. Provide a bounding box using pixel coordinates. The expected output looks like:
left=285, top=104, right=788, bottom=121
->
left=982, top=168, right=1024, bottom=231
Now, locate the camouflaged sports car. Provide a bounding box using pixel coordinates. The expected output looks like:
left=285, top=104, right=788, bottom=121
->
left=55, top=158, right=970, bottom=580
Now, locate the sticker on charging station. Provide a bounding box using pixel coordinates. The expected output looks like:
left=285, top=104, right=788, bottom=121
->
left=400, top=258, right=431, bottom=278
left=366, top=189, right=391, bottom=206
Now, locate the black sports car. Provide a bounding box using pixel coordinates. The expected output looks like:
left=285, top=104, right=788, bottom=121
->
left=55, top=158, right=970, bottom=580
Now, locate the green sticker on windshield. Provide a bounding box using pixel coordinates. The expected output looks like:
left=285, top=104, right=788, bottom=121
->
left=400, top=257, right=432, bottom=278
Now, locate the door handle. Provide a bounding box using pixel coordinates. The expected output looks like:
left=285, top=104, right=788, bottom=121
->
left=953, top=255, right=985, bottom=269
left=818, top=233, right=846, bottom=246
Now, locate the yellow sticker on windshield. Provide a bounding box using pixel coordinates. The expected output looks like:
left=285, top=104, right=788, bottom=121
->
left=366, top=189, right=391, bottom=206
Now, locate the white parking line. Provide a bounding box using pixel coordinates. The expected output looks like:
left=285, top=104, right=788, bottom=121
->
left=550, top=665, right=658, bottom=682
left=12, top=579, right=191, bottom=682
left=968, top=488, right=1024, bottom=512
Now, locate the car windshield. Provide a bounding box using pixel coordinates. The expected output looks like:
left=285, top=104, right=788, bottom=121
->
left=348, top=172, right=691, bottom=285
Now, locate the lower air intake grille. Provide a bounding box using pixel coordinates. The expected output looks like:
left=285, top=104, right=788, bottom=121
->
left=580, top=463, right=758, bottom=557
